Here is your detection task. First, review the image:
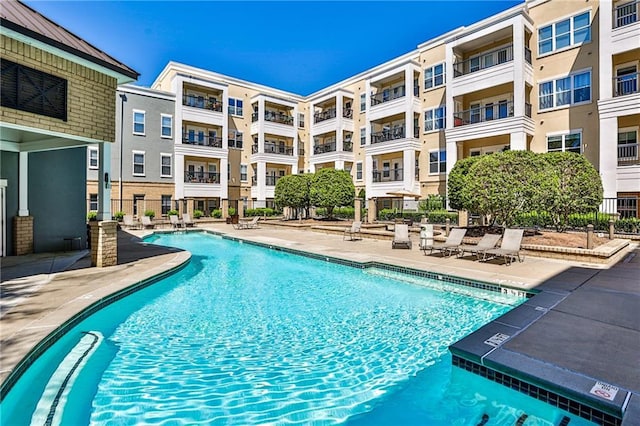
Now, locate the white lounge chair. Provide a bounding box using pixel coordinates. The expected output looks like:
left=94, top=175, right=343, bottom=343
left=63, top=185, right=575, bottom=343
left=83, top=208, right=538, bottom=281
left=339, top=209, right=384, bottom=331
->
left=122, top=214, right=140, bottom=230
left=392, top=224, right=412, bottom=249
left=140, top=215, right=155, bottom=229
left=457, top=233, right=501, bottom=259
left=480, top=228, right=525, bottom=265
left=343, top=221, right=362, bottom=241
left=234, top=216, right=259, bottom=230
left=182, top=213, right=195, bottom=228
left=422, top=228, right=467, bottom=257
left=169, top=215, right=184, bottom=229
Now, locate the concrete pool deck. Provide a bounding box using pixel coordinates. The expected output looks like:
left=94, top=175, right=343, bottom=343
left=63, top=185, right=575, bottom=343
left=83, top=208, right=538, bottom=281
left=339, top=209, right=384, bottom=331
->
left=1, top=223, right=638, bottom=424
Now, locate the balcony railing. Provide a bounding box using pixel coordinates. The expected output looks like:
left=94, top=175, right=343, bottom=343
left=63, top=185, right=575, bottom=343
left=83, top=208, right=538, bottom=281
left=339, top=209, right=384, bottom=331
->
left=614, top=0, right=638, bottom=28
left=266, top=176, right=281, bottom=186
left=453, top=44, right=514, bottom=77
left=343, top=108, right=353, bottom=119
left=184, top=171, right=220, bottom=184
left=453, top=101, right=532, bottom=127
left=228, top=139, right=243, bottom=149
left=182, top=133, right=223, bottom=148
left=371, top=86, right=406, bottom=106
left=614, top=72, right=639, bottom=97
left=618, top=143, right=639, bottom=166
left=371, top=127, right=405, bottom=144
left=314, top=141, right=336, bottom=154
left=314, top=108, right=337, bottom=123
left=251, top=111, right=294, bottom=125
left=344, top=140, right=353, bottom=152
left=182, top=94, right=222, bottom=112
left=252, top=143, right=294, bottom=155
left=525, top=47, right=532, bottom=65
left=372, top=168, right=404, bottom=183
left=298, top=145, right=305, bottom=155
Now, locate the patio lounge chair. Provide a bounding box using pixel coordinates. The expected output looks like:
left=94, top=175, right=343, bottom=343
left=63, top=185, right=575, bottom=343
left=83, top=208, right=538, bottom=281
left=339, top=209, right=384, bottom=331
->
left=480, top=228, right=525, bottom=265
left=392, top=224, right=412, bottom=249
left=140, top=215, right=155, bottom=229
left=169, top=215, right=184, bottom=229
left=422, top=228, right=467, bottom=257
left=122, top=214, right=140, bottom=230
left=343, top=221, right=362, bottom=241
left=234, top=216, right=260, bottom=230
left=182, top=213, right=195, bottom=228
left=457, top=233, right=501, bottom=259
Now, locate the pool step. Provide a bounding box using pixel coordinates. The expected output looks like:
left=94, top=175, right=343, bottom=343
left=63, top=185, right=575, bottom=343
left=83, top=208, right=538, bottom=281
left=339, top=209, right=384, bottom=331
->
left=558, top=415, right=571, bottom=426
left=515, top=413, right=528, bottom=425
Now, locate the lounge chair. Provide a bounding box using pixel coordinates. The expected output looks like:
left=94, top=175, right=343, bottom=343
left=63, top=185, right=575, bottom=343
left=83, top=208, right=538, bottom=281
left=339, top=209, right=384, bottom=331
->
left=122, top=214, right=140, bottom=230
left=422, top=228, right=467, bottom=257
left=392, top=224, right=412, bottom=249
left=234, top=216, right=259, bottom=230
left=343, top=221, right=362, bottom=241
left=140, top=215, right=155, bottom=229
left=169, top=215, right=184, bottom=229
left=457, top=233, right=501, bottom=259
left=480, top=228, right=525, bottom=265
left=182, top=213, right=195, bottom=228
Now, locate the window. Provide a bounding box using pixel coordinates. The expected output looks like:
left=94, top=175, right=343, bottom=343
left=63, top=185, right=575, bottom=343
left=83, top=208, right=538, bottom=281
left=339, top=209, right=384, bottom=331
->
left=161, top=114, right=172, bottom=138
left=133, top=110, right=145, bottom=135
left=240, top=164, right=248, bottom=181
left=424, top=63, right=445, bottom=89
left=538, top=11, right=591, bottom=55
left=160, top=153, right=172, bottom=177
left=429, top=150, right=446, bottom=174
left=539, top=70, right=591, bottom=110
left=161, top=195, right=171, bottom=215
left=298, top=113, right=305, bottom=128
left=228, top=130, right=243, bottom=148
left=356, top=162, right=363, bottom=180
left=360, top=127, right=366, bottom=146
left=547, top=132, right=582, bottom=153
left=133, top=151, right=145, bottom=176
left=424, top=106, right=446, bottom=131
left=89, top=194, right=98, bottom=211
left=228, top=98, right=243, bottom=116
left=382, top=162, right=390, bottom=178
left=360, top=93, right=366, bottom=112
left=88, top=147, right=98, bottom=169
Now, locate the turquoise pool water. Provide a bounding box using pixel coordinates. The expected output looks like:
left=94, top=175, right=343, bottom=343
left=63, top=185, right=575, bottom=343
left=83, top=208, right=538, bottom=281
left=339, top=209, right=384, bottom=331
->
left=2, top=232, right=595, bottom=425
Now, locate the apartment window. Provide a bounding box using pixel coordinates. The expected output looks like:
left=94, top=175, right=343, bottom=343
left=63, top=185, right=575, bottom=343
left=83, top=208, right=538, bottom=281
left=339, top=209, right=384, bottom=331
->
left=228, top=130, right=243, bottom=148
left=133, top=151, right=145, bottom=176
left=89, top=194, right=98, bottom=212
left=360, top=93, right=366, bottom=112
left=161, top=195, right=171, bottom=215
left=539, top=70, right=591, bottom=110
left=160, top=153, right=172, bottom=177
left=547, top=132, right=582, bottom=154
left=538, top=11, right=591, bottom=55
left=429, top=150, right=446, bottom=174
left=88, top=147, right=98, bottom=169
left=133, top=110, right=145, bottom=135
left=424, top=63, right=445, bottom=89
left=382, top=162, right=390, bottom=178
left=298, top=113, right=305, bottom=128
left=424, top=106, right=446, bottom=132
left=240, top=164, right=248, bottom=181
left=161, top=114, right=173, bottom=138
left=360, top=127, right=366, bottom=146
left=228, top=98, right=243, bottom=116
left=356, top=162, right=363, bottom=180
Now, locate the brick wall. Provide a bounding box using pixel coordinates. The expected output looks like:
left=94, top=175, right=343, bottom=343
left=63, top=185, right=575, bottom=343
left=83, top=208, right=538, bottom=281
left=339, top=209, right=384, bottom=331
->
left=1, top=36, right=117, bottom=143
left=89, top=220, right=117, bottom=267
left=13, top=216, right=33, bottom=255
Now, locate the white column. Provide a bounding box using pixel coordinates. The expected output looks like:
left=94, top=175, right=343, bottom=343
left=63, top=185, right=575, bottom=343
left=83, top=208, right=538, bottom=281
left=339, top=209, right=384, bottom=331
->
left=97, top=142, right=112, bottom=220
left=258, top=97, right=265, bottom=152
left=293, top=105, right=299, bottom=157
left=175, top=153, right=185, bottom=199
left=220, top=157, right=229, bottom=199
left=336, top=94, right=343, bottom=152
left=18, top=152, right=29, bottom=216
left=445, top=44, right=455, bottom=130
left=403, top=149, right=415, bottom=190
left=512, top=21, right=525, bottom=117
left=257, top=161, right=267, bottom=202
left=509, top=131, right=527, bottom=151
left=599, top=116, right=618, bottom=198
left=599, top=0, right=613, bottom=100
left=365, top=154, right=374, bottom=194
left=365, top=80, right=371, bottom=145
left=335, top=160, right=345, bottom=170
left=222, top=86, right=229, bottom=149
left=445, top=140, right=458, bottom=175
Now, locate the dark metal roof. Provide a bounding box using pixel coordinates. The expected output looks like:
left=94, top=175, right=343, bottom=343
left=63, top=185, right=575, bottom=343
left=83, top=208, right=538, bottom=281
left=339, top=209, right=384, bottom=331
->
left=1, top=0, right=139, bottom=81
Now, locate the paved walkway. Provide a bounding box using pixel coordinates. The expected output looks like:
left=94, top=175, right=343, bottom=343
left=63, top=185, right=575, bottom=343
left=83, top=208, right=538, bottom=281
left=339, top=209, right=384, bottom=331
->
left=1, top=223, right=638, bottom=424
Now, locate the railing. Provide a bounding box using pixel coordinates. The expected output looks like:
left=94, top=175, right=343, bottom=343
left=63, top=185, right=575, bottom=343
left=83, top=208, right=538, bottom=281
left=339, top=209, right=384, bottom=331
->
left=372, top=168, right=404, bottom=182
left=613, top=72, right=639, bottom=97
left=251, top=176, right=257, bottom=186
left=453, top=101, right=517, bottom=127
left=371, top=86, right=406, bottom=106
left=253, top=142, right=294, bottom=155
left=344, top=141, right=353, bottom=152
left=182, top=133, right=223, bottom=148
left=525, top=102, right=532, bottom=118
left=314, top=141, right=336, bottom=154
left=298, top=145, right=305, bottom=155
left=371, top=127, right=405, bottom=144
left=525, top=46, right=532, bottom=65
left=415, top=167, right=420, bottom=180
left=184, top=171, right=220, bottom=184
left=314, top=108, right=336, bottom=123
left=182, top=94, right=223, bottom=112
left=614, top=0, right=638, bottom=28
left=228, top=139, right=243, bottom=149
left=618, top=143, right=639, bottom=165
left=252, top=144, right=259, bottom=154
left=99, top=199, right=178, bottom=218
left=343, top=108, right=353, bottom=119
left=414, top=126, right=420, bottom=138
left=266, top=110, right=294, bottom=125
left=265, top=175, right=281, bottom=186
left=453, top=44, right=513, bottom=77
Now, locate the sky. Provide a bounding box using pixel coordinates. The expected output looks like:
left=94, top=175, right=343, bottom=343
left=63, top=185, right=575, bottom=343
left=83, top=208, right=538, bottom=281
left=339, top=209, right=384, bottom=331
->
left=23, top=0, right=522, bottom=96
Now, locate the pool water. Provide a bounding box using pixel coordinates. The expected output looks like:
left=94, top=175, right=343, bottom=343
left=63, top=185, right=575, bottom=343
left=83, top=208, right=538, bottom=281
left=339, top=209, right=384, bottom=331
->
left=2, top=232, right=595, bottom=425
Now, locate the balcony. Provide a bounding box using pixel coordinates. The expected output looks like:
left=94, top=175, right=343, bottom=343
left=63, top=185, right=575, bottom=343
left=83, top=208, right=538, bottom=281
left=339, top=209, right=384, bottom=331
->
left=343, top=108, right=353, bottom=119
left=453, top=101, right=531, bottom=127
left=266, top=176, right=280, bottom=186
left=252, top=143, right=294, bottom=156
left=182, top=132, right=223, bottom=148
left=184, top=171, right=220, bottom=184
left=314, top=108, right=337, bottom=123
left=371, top=86, right=406, bottom=106
left=373, top=168, right=403, bottom=183
left=453, top=45, right=515, bottom=77
left=343, top=140, right=353, bottom=152
left=619, top=143, right=639, bottom=166
left=614, top=72, right=639, bottom=97
left=182, top=94, right=223, bottom=112
left=314, top=141, right=336, bottom=154
left=371, top=127, right=405, bottom=144
left=614, top=0, right=638, bottom=28
left=252, top=110, right=294, bottom=125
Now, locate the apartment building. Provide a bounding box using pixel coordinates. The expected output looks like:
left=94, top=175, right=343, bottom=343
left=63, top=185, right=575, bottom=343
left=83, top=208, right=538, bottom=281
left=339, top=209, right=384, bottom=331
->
left=135, top=0, right=637, bottom=218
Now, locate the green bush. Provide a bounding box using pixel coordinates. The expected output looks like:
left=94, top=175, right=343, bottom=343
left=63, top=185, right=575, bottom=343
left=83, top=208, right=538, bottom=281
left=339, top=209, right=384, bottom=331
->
left=113, top=211, right=124, bottom=221
left=193, top=209, right=204, bottom=219
left=246, top=208, right=276, bottom=217
left=210, top=209, right=222, bottom=218
left=228, top=207, right=236, bottom=216
left=377, top=209, right=398, bottom=221
left=425, top=210, right=458, bottom=225
left=144, top=210, right=155, bottom=219
left=316, top=206, right=355, bottom=218
left=419, top=195, right=445, bottom=212
left=167, top=209, right=179, bottom=216
left=515, top=211, right=553, bottom=228
left=567, top=212, right=615, bottom=230
left=87, top=211, right=97, bottom=221
left=616, top=217, right=640, bottom=233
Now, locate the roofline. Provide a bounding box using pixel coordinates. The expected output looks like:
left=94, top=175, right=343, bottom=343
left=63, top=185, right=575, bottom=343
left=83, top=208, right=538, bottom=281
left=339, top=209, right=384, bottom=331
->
left=1, top=17, right=139, bottom=82
left=118, top=84, right=176, bottom=101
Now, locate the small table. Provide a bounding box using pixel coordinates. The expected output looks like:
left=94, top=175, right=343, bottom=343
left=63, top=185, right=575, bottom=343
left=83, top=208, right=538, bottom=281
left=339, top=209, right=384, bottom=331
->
left=63, top=236, right=83, bottom=251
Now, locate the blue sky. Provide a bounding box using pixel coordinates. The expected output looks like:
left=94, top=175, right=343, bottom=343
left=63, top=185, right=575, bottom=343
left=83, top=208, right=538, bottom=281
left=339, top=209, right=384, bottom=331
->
left=24, top=1, right=522, bottom=95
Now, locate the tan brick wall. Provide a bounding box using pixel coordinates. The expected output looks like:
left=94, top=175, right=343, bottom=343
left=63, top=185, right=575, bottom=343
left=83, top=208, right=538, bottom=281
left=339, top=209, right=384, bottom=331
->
left=1, top=35, right=117, bottom=143
left=89, top=220, right=117, bottom=267
left=13, top=216, right=33, bottom=255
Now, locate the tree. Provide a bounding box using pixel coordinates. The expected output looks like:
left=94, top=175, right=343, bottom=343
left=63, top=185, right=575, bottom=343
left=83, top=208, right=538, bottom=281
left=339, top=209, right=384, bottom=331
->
left=274, top=174, right=312, bottom=219
left=540, top=152, right=603, bottom=232
left=447, top=156, right=481, bottom=211
left=309, top=168, right=355, bottom=218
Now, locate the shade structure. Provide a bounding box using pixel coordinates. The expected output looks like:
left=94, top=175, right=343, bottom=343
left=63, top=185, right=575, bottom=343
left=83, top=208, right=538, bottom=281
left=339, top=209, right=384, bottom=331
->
left=386, top=189, right=422, bottom=199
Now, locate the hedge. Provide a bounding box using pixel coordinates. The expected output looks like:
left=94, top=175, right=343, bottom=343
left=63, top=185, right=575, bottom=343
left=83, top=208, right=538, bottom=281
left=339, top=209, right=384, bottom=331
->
left=246, top=208, right=277, bottom=217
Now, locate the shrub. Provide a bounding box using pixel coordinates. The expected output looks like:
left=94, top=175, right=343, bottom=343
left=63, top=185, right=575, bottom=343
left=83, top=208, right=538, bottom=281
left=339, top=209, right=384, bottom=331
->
left=515, top=211, right=553, bottom=228
left=167, top=209, right=179, bottom=217
left=228, top=207, right=236, bottom=216
left=87, top=211, right=97, bottom=221
left=377, top=209, right=397, bottom=221
left=210, top=209, right=222, bottom=218
left=616, top=217, right=640, bottom=233
left=309, top=168, right=354, bottom=218
left=113, top=211, right=124, bottom=221
left=144, top=210, right=155, bottom=219
left=419, top=195, right=445, bottom=212
left=193, top=209, right=204, bottom=219
left=425, top=210, right=458, bottom=225
left=246, top=208, right=276, bottom=217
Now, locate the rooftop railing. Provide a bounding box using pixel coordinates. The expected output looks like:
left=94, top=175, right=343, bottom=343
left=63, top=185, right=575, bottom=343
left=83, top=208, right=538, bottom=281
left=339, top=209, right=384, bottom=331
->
left=453, top=45, right=513, bottom=77
left=614, top=0, right=638, bottom=28
left=371, top=127, right=405, bottom=144
left=613, top=72, right=639, bottom=97
left=371, top=86, right=406, bottom=106
left=182, top=94, right=222, bottom=112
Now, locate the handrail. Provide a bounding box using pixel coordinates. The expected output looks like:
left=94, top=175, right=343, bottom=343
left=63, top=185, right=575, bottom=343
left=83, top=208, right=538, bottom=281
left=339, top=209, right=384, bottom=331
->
left=618, top=143, right=639, bottom=165
left=613, top=72, right=639, bottom=97
left=182, top=94, right=222, bottom=112
left=453, top=101, right=518, bottom=126
left=184, top=171, right=220, bottom=184
left=314, top=108, right=337, bottom=123
left=371, top=86, right=406, bottom=106
left=372, top=168, right=404, bottom=182
left=182, top=133, right=223, bottom=148
left=371, top=127, right=405, bottom=144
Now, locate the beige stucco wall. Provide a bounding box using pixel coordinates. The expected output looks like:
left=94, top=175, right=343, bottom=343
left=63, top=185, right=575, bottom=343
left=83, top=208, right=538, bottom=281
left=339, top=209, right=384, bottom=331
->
left=1, top=35, right=117, bottom=143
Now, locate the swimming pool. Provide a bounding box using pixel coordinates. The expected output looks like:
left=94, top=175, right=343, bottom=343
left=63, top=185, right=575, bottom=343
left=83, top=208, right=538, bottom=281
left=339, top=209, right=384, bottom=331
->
left=1, top=232, right=595, bottom=425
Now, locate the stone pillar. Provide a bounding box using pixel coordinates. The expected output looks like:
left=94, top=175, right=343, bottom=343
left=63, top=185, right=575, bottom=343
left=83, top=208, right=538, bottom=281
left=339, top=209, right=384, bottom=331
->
left=367, top=199, right=377, bottom=223
left=354, top=199, right=363, bottom=222
left=445, top=218, right=451, bottom=236
left=609, top=220, right=615, bottom=240
left=586, top=224, right=594, bottom=250
left=14, top=216, right=33, bottom=255
left=90, top=220, right=118, bottom=267
left=458, top=210, right=469, bottom=227
left=221, top=199, right=229, bottom=219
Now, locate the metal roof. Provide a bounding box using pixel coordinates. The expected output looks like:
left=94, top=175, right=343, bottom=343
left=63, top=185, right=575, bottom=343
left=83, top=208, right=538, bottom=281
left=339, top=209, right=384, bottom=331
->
left=1, top=0, right=139, bottom=81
